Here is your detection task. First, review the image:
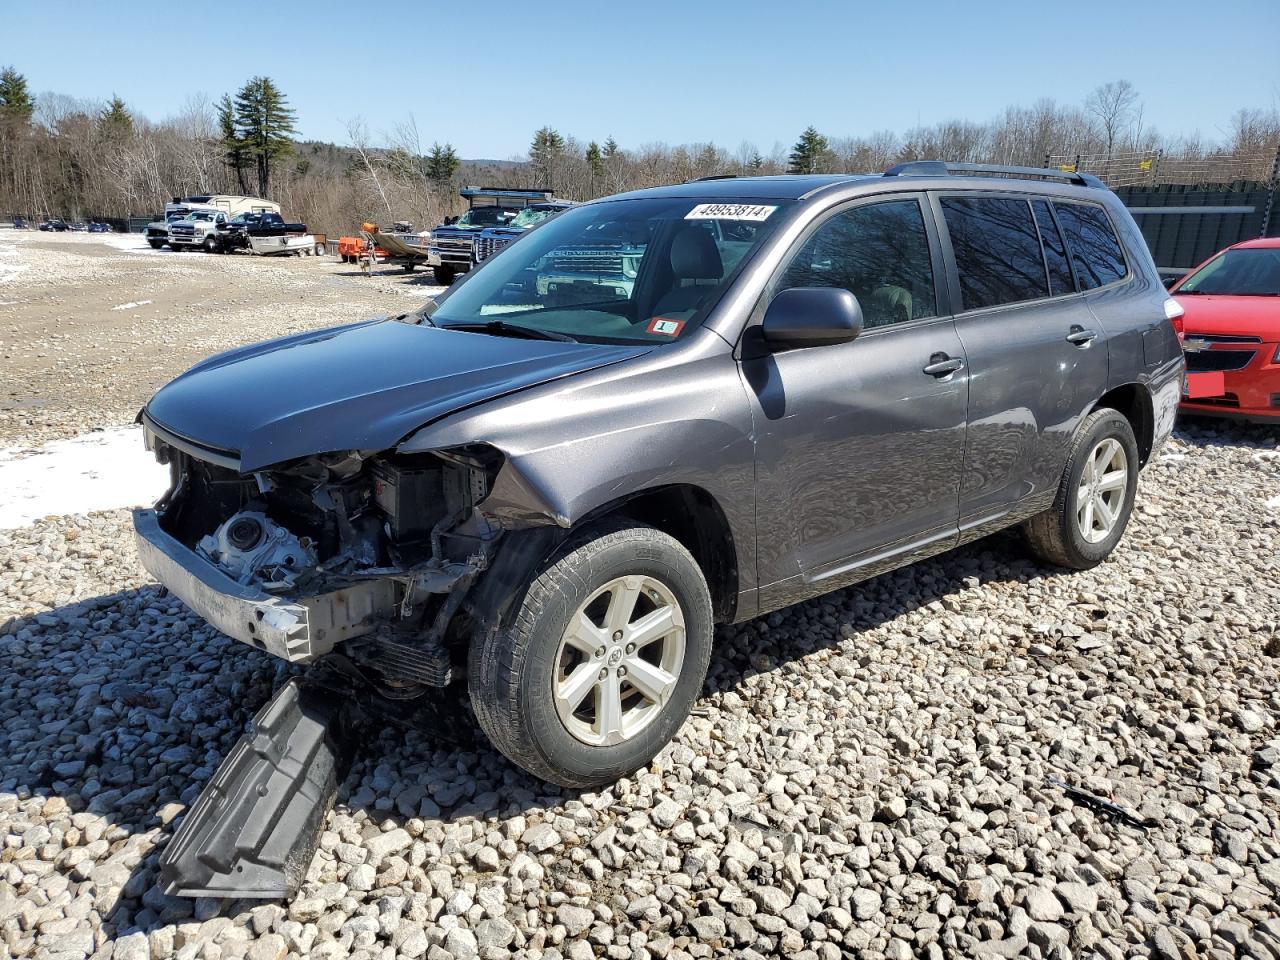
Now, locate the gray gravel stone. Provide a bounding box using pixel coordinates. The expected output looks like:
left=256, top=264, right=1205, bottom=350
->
left=556, top=904, right=595, bottom=937
left=851, top=888, right=881, bottom=920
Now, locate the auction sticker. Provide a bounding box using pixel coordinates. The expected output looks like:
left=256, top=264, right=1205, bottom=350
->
left=647, top=317, right=685, bottom=337
left=685, top=203, right=776, bottom=221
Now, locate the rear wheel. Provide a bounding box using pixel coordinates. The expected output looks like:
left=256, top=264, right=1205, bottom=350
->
left=433, top=264, right=455, bottom=285
left=468, top=523, right=713, bottom=788
left=1024, top=408, right=1139, bottom=569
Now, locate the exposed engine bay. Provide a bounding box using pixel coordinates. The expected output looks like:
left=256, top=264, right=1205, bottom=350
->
left=143, top=431, right=512, bottom=696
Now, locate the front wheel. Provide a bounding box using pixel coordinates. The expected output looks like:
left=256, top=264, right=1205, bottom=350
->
left=469, top=523, right=713, bottom=788
left=147, top=239, right=164, bottom=249
left=1024, top=408, right=1139, bottom=569
left=433, top=264, right=455, bottom=285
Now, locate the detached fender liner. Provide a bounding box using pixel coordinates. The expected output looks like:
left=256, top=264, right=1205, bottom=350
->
left=160, top=678, right=358, bottom=899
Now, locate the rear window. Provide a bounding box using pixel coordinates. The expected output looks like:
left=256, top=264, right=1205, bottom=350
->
left=942, top=197, right=1049, bottom=310
left=1054, top=202, right=1128, bottom=289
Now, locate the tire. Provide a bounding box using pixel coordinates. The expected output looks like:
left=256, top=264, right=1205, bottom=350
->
left=433, top=264, right=455, bottom=285
left=147, top=239, right=164, bottom=249
left=202, top=236, right=216, bottom=253
left=469, top=522, right=713, bottom=788
left=1024, top=408, right=1139, bottom=570
left=404, top=262, right=416, bottom=272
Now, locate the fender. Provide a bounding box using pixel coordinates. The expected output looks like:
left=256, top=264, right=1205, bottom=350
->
left=397, top=328, right=759, bottom=596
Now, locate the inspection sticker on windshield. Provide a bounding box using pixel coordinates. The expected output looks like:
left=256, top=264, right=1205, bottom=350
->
left=647, top=317, right=685, bottom=337
left=685, top=203, right=776, bottom=222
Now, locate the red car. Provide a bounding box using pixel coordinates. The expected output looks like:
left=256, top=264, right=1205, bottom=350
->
left=1172, top=237, right=1280, bottom=422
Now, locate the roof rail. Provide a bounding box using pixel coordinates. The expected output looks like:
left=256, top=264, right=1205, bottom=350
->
left=884, top=160, right=1105, bottom=189
left=690, top=174, right=740, bottom=182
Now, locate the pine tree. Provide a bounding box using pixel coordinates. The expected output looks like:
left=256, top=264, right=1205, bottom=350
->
left=0, top=67, right=34, bottom=125
left=217, top=94, right=250, bottom=194
left=98, top=95, right=133, bottom=138
left=748, top=152, right=765, bottom=173
left=529, top=126, right=566, bottom=188
left=788, top=126, right=830, bottom=174
left=585, top=141, right=603, bottom=195
left=231, top=76, right=298, bottom=198
left=424, top=142, right=460, bottom=185
left=585, top=142, right=603, bottom=177
left=603, top=136, right=619, bottom=159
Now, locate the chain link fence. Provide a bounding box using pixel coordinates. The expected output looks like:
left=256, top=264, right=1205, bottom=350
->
left=1045, top=149, right=1280, bottom=189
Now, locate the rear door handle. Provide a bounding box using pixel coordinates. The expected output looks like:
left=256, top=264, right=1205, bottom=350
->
left=923, top=355, right=965, bottom=377
left=1066, top=326, right=1098, bottom=345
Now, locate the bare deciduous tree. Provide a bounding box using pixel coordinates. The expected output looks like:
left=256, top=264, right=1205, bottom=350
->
left=1086, top=80, right=1141, bottom=157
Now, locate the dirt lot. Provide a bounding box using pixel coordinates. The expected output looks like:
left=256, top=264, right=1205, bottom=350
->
left=1, top=227, right=1280, bottom=960
left=0, top=231, right=442, bottom=447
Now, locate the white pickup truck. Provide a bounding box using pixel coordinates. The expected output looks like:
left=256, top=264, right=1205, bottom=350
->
left=167, top=209, right=230, bottom=251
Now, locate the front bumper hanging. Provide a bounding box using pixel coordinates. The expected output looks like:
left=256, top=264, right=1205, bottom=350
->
left=133, top=509, right=396, bottom=663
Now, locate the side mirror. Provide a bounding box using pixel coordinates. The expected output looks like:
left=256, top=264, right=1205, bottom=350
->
left=1162, top=275, right=1180, bottom=290
left=761, top=287, right=864, bottom=349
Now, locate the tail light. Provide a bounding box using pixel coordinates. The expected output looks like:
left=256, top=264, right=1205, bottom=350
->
left=1164, top=298, right=1185, bottom=342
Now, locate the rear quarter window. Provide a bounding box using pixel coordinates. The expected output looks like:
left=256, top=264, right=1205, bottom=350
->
left=1053, top=202, right=1128, bottom=289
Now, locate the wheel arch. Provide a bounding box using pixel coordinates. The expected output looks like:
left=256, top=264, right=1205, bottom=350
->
left=1092, top=382, right=1155, bottom=466
left=575, top=484, right=739, bottom=624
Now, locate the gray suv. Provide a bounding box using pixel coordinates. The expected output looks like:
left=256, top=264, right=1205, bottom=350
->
left=134, top=162, right=1183, bottom=896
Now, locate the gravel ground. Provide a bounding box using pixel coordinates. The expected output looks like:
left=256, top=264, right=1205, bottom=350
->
left=0, top=231, right=439, bottom=449
left=2, top=228, right=1280, bottom=960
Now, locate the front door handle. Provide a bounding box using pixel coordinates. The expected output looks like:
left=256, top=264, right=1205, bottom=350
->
left=923, top=354, right=965, bottom=377
left=1066, top=326, right=1098, bottom=345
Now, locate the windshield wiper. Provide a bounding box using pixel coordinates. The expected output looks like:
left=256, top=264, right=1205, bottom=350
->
left=443, top=320, right=577, bottom=342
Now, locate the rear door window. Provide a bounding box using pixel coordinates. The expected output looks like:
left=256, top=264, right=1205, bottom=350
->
left=1032, top=199, right=1075, bottom=296
left=1053, top=202, right=1128, bottom=289
left=941, top=197, right=1050, bottom=310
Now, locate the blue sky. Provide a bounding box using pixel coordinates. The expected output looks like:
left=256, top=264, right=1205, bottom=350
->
left=6, top=0, right=1278, bottom=159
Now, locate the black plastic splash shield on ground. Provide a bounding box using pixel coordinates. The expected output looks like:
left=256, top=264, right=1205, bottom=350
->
left=159, top=677, right=358, bottom=899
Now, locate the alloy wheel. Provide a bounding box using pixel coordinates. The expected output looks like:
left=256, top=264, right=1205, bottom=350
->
left=1076, top=437, right=1129, bottom=543
left=553, top=575, right=686, bottom=746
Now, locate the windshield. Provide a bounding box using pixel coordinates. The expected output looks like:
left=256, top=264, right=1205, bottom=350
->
left=1179, top=248, right=1280, bottom=296
left=508, top=206, right=560, bottom=229
left=186, top=211, right=216, bottom=222
left=455, top=206, right=516, bottom=227
left=431, top=197, right=793, bottom=344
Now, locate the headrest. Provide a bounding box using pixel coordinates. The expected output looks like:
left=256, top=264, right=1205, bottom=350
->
left=670, top=227, right=723, bottom=280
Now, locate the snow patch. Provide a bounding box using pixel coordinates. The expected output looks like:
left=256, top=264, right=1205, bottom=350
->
left=98, top=234, right=169, bottom=256
left=112, top=299, right=154, bottom=311
left=0, top=426, right=170, bottom=530
left=0, top=236, right=29, bottom=285
left=1267, top=495, right=1280, bottom=511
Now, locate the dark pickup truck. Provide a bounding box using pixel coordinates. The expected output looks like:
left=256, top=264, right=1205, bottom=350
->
left=216, top=212, right=308, bottom=252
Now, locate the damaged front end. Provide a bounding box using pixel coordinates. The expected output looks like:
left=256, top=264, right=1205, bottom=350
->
left=133, top=420, right=523, bottom=899
left=134, top=416, right=506, bottom=687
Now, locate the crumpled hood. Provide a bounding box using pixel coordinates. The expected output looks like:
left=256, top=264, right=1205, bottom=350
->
left=145, top=319, right=649, bottom=471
